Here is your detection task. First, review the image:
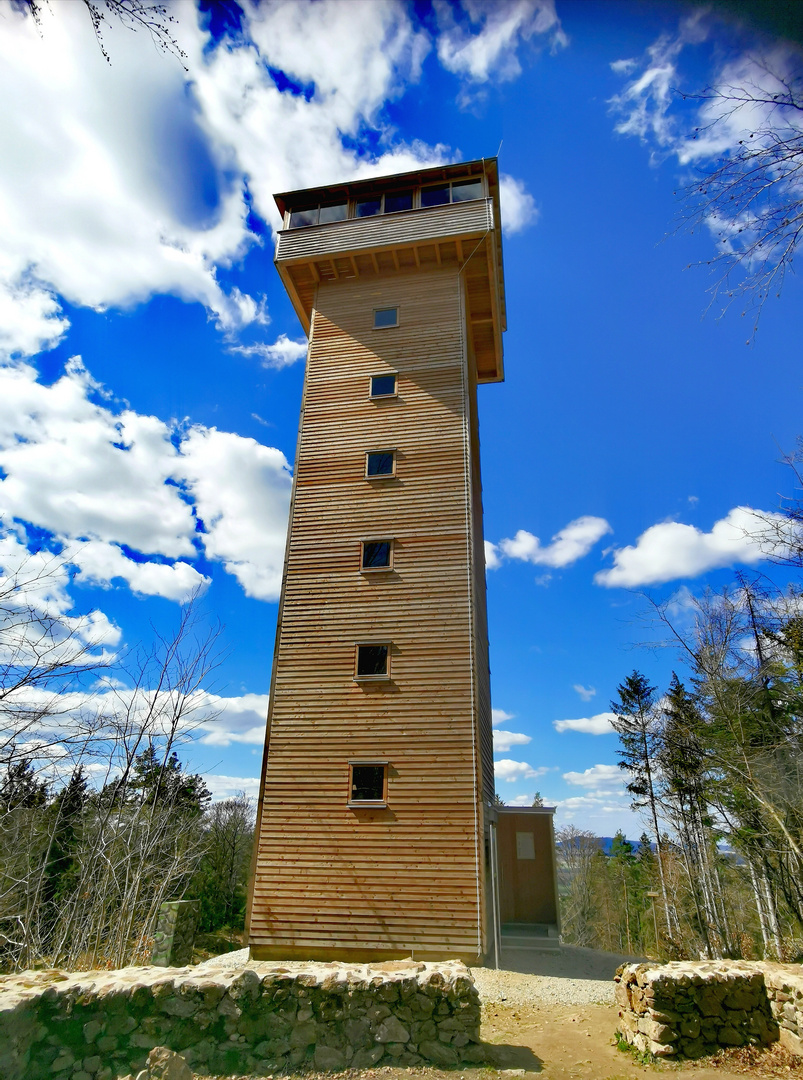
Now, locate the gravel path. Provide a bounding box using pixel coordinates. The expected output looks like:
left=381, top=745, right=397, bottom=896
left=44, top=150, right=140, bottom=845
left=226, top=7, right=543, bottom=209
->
left=469, top=965, right=614, bottom=1007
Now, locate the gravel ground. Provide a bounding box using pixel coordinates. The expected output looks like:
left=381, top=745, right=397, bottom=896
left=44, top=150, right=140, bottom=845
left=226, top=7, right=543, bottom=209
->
left=196, top=943, right=636, bottom=1008
left=469, top=964, right=613, bottom=1007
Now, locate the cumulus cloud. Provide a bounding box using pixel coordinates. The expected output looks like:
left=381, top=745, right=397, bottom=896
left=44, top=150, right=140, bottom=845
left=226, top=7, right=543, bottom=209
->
left=230, top=335, right=308, bottom=369
left=195, top=692, right=269, bottom=747
left=0, top=358, right=292, bottom=601
left=563, top=763, right=623, bottom=790
left=573, top=684, right=597, bottom=702
left=0, top=529, right=121, bottom=670
left=493, top=729, right=532, bottom=753
left=491, top=707, right=515, bottom=727
left=494, top=758, right=549, bottom=782
left=553, top=712, right=617, bottom=735
left=435, top=0, right=565, bottom=84
left=499, top=174, right=538, bottom=234
left=494, top=516, right=612, bottom=569
left=594, top=507, right=782, bottom=588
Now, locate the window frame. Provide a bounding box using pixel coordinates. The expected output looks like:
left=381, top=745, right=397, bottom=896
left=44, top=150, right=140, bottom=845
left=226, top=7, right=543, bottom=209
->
left=369, top=372, right=398, bottom=399
left=348, top=760, right=389, bottom=807
left=354, top=641, right=391, bottom=682
left=419, top=177, right=486, bottom=209
left=365, top=449, right=396, bottom=480
left=360, top=538, right=394, bottom=573
left=373, top=307, right=399, bottom=330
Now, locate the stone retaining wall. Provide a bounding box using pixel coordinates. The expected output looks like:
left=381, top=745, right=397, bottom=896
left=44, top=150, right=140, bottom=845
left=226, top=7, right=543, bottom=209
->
left=616, top=960, right=803, bottom=1059
left=0, top=959, right=484, bottom=1080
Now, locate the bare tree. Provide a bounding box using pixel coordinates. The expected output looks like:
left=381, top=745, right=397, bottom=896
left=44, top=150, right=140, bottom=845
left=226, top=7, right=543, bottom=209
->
left=677, top=54, right=803, bottom=333
left=15, top=0, right=187, bottom=67
left=0, top=593, right=222, bottom=971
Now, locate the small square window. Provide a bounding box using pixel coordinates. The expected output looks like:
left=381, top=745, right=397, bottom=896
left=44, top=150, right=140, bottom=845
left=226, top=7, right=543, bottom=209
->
left=355, top=643, right=390, bottom=680
left=370, top=373, right=397, bottom=398
left=361, top=540, right=392, bottom=571
left=349, top=762, right=388, bottom=805
left=451, top=178, right=484, bottom=202
left=356, top=197, right=382, bottom=218
left=373, top=307, right=398, bottom=329
left=385, top=191, right=413, bottom=213
left=366, top=450, right=395, bottom=478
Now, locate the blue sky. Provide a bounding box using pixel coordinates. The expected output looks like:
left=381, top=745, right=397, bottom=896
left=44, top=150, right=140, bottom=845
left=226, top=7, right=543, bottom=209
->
left=1, top=0, right=801, bottom=837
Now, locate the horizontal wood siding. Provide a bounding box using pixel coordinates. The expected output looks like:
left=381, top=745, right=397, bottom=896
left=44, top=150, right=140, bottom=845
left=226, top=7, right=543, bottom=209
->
left=276, top=200, right=493, bottom=263
left=250, top=268, right=491, bottom=962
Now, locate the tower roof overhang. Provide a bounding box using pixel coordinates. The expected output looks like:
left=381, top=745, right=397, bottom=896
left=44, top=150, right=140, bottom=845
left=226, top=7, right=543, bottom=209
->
left=272, top=157, right=507, bottom=384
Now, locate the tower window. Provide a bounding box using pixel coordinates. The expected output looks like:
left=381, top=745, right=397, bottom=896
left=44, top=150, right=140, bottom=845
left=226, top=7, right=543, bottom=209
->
left=355, top=643, right=390, bottom=680
left=355, top=196, right=382, bottom=218
left=373, top=307, right=398, bottom=329
left=365, top=450, right=395, bottom=478
left=385, top=190, right=413, bottom=213
left=288, top=202, right=348, bottom=228
left=361, top=540, right=393, bottom=571
left=370, top=373, right=397, bottom=398
left=421, top=178, right=484, bottom=208
left=349, top=762, right=388, bottom=805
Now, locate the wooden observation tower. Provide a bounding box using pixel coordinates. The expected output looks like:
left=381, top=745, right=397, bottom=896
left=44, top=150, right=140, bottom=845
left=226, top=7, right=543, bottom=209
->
left=247, top=158, right=506, bottom=965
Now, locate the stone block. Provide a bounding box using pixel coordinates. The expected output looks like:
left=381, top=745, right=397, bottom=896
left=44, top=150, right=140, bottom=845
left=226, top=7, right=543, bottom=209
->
left=680, top=1037, right=706, bottom=1058
left=374, top=1015, right=410, bottom=1043
left=459, top=1041, right=487, bottom=1063
left=718, top=1025, right=745, bottom=1046
left=780, top=1028, right=803, bottom=1056
left=289, top=1020, right=317, bottom=1048
left=680, top=1016, right=701, bottom=1039
left=83, top=1020, right=103, bottom=1043
left=350, top=1045, right=384, bottom=1068
left=83, top=1055, right=102, bottom=1072
left=384, top=1042, right=406, bottom=1058
left=419, top=1039, right=459, bottom=1066
left=314, top=1045, right=347, bottom=1070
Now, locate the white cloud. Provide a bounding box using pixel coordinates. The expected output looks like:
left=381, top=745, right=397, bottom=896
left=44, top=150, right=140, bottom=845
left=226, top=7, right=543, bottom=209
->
left=196, top=692, right=269, bottom=747
left=499, top=174, right=538, bottom=234
left=65, top=539, right=209, bottom=602
left=0, top=529, right=121, bottom=670
left=179, top=427, right=292, bottom=600
left=563, top=763, right=623, bottom=790
left=491, top=707, right=514, bottom=727
left=230, top=334, right=308, bottom=369
left=435, top=0, right=565, bottom=84
left=573, top=684, right=597, bottom=702
left=554, top=712, right=617, bottom=736
left=610, top=58, right=637, bottom=75
left=497, top=516, right=612, bottom=568
left=202, top=774, right=261, bottom=801
left=0, top=358, right=292, bottom=601
left=494, top=758, right=548, bottom=782
left=594, top=506, right=782, bottom=588
left=484, top=540, right=501, bottom=570
left=493, top=729, right=532, bottom=752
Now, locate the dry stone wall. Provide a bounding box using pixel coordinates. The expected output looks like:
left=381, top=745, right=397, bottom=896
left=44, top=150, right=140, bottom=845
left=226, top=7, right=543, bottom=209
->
left=616, top=960, right=803, bottom=1059
left=0, top=959, right=484, bottom=1080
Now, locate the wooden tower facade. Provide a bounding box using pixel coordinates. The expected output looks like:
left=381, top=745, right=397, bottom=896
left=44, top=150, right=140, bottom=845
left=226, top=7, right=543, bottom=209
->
left=247, top=158, right=506, bottom=964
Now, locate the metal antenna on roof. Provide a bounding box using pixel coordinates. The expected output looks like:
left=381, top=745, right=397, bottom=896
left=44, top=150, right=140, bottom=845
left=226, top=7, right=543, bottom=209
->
left=496, top=139, right=503, bottom=158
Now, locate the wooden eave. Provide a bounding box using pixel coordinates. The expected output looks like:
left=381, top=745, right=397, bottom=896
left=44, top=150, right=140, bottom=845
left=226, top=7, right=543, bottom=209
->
left=273, top=158, right=507, bottom=384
